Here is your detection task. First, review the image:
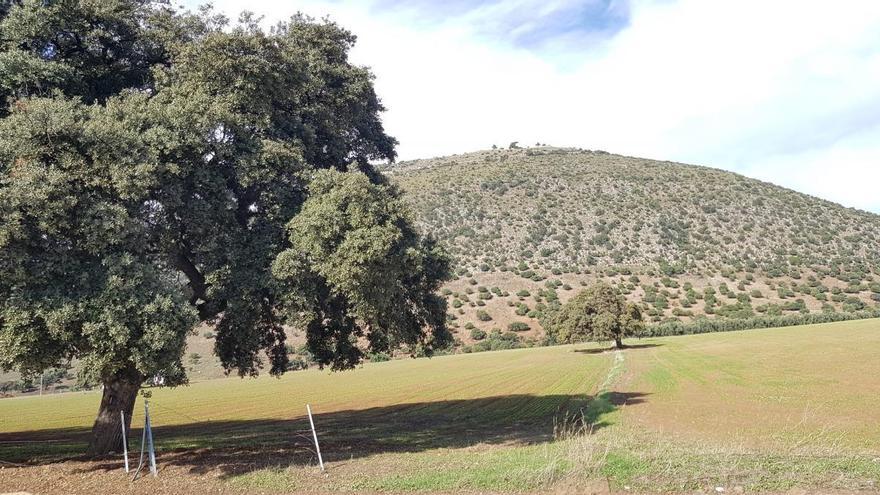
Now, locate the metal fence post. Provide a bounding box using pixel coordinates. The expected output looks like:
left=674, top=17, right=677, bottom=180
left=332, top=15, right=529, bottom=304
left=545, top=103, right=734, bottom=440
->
left=120, top=410, right=130, bottom=473
left=306, top=404, right=324, bottom=472
left=144, top=401, right=157, bottom=477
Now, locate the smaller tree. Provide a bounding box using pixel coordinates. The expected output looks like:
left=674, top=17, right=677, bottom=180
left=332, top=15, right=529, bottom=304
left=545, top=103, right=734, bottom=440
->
left=545, top=282, right=642, bottom=348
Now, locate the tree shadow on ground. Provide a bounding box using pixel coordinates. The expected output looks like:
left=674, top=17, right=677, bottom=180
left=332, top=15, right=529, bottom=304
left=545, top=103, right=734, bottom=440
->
left=0, top=391, right=650, bottom=478
left=573, top=343, right=663, bottom=354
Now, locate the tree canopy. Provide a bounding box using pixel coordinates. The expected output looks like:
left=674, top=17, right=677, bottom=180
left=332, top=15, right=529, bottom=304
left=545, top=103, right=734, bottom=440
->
left=0, top=1, right=449, bottom=454
left=544, top=282, right=643, bottom=348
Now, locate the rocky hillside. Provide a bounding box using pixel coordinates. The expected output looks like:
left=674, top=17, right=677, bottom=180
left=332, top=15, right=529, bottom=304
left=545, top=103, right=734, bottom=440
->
left=386, top=147, right=880, bottom=344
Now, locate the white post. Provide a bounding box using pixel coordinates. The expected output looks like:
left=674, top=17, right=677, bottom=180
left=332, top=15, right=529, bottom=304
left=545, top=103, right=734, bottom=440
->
left=39, top=373, right=43, bottom=397
left=306, top=404, right=324, bottom=472
left=145, top=401, right=157, bottom=477
left=121, top=411, right=130, bottom=473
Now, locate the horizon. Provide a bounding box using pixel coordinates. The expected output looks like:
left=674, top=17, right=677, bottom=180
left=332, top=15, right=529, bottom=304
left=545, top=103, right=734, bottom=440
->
left=184, top=0, right=880, bottom=214
left=394, top=145, right=880, bottom=215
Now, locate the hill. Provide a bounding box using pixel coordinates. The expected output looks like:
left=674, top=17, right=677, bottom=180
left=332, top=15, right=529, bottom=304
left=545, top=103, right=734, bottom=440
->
left=385, top=147, right=880, bottom=343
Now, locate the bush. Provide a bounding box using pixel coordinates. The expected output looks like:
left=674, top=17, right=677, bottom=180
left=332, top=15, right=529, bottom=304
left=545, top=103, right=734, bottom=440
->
left=287, top=356, right=310, bottom=371
left=476, top=310, right=492, bottom=321
left=367, top=352, right=391, bottom=362
left=470, top=328, right=487, bottom=340
left=508, top=321, right=531, bottom=332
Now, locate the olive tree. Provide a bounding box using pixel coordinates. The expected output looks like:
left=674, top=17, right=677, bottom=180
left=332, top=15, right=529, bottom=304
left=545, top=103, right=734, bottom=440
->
left=0, top=2, right=448, bottom=455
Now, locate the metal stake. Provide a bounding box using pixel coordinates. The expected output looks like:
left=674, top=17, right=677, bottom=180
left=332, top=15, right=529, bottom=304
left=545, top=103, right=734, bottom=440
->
left=306, top=404, right=324, bottom=472
left=145, top=401, right=157, bottom=477
left=121, top=410, right=130, bottom=473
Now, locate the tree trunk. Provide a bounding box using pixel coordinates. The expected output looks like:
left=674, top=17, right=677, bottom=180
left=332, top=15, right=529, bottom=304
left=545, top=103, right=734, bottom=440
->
left=615, top=337, right=624, bottom=349
left=87, top=367, right=142, bottom=456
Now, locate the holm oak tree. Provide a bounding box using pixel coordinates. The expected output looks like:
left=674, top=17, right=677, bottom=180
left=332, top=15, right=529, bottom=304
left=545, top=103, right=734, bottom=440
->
left=0, top=2, right=449, bottom=455
left=544, top=282, right=643, bottom=348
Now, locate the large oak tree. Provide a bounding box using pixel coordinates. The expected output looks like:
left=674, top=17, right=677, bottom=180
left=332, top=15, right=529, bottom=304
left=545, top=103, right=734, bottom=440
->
left=544, top=282, right=643, bottom=348
left=0, top=1, right=449, bottom=455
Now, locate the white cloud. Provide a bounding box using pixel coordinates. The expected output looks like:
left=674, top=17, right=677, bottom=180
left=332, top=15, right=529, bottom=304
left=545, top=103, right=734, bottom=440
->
left=188, top=0, right=880, bottom=212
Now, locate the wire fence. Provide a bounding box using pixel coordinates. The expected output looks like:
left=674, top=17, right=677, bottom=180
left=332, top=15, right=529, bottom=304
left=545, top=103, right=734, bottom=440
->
left=0, top=393, right=328, bottom=478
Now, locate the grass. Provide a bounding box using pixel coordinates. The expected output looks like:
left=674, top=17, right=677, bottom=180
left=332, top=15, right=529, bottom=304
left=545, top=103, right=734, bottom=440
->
left=627, top=319, right=880, bottom=449
left=1, top=319, right=879, bottom=493
left=0, top=344, right=613, bottom=460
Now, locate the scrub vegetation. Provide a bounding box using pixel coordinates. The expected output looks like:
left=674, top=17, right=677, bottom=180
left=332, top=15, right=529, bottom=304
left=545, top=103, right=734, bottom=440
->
left=387, top=148, right=880, bottom=344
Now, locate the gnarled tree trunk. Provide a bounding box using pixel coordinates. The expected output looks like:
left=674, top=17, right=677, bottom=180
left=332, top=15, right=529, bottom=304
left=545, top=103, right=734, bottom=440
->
left=87, top=367, right=142, bottom=456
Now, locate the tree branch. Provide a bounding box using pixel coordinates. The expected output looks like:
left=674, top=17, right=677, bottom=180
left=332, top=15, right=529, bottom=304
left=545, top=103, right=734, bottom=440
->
left=169, top=249, right=216, bottom=320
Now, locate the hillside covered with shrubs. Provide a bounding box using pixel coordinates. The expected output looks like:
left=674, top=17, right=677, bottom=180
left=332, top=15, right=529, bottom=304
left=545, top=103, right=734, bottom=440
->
left=385, top=147, right=880, bottom=349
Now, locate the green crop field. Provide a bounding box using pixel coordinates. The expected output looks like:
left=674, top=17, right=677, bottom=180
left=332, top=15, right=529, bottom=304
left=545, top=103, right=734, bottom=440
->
left=2, top=319, right=879, bottom=494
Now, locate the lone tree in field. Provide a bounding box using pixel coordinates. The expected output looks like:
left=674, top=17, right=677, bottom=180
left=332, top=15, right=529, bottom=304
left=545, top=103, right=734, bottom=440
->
left=545, top=282, right=643, bottom=348
left=0, top=2, right=449, bottom=455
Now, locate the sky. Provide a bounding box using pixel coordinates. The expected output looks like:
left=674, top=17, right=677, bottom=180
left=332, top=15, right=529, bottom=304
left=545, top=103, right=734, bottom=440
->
left=183, top=0, right=880, bottom=213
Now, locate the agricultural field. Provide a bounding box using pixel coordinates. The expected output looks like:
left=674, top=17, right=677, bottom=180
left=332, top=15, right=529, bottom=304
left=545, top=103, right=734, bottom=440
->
left=2, top=319, right=879, bottom=494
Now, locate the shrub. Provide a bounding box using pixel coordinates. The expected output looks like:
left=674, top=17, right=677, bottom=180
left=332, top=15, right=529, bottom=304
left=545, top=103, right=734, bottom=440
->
left=476, top=310, right=492, bottom=321
left=367, top=352, right=391, bottom=362
left=286, top=357, right=310, bottom=371
left=470, top=328, right=487, bottom=340
left=508, top=321, right=531, bottom=332
left=645, top=309, right=880, bottom=337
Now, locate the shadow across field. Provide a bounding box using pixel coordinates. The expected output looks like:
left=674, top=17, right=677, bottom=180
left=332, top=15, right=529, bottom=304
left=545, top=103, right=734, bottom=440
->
left=573, top=343, right=663, bottom=354
left=0, top=392, right=650, bottom=478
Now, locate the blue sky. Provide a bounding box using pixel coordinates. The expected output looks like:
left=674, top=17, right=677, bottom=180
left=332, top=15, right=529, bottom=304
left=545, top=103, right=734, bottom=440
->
left=362, top=0, right=631, bottom=52
left=184, top=0, right=880, bottom=213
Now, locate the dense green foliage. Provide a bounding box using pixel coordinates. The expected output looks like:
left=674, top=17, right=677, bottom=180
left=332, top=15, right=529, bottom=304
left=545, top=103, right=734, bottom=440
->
left=544, top=282, right=643, bottom=347
left=644, top=308, right=880, bottom=337
left=0, top=0, right=447, bottom=452
left=273, top=170, right=450, bottom=369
